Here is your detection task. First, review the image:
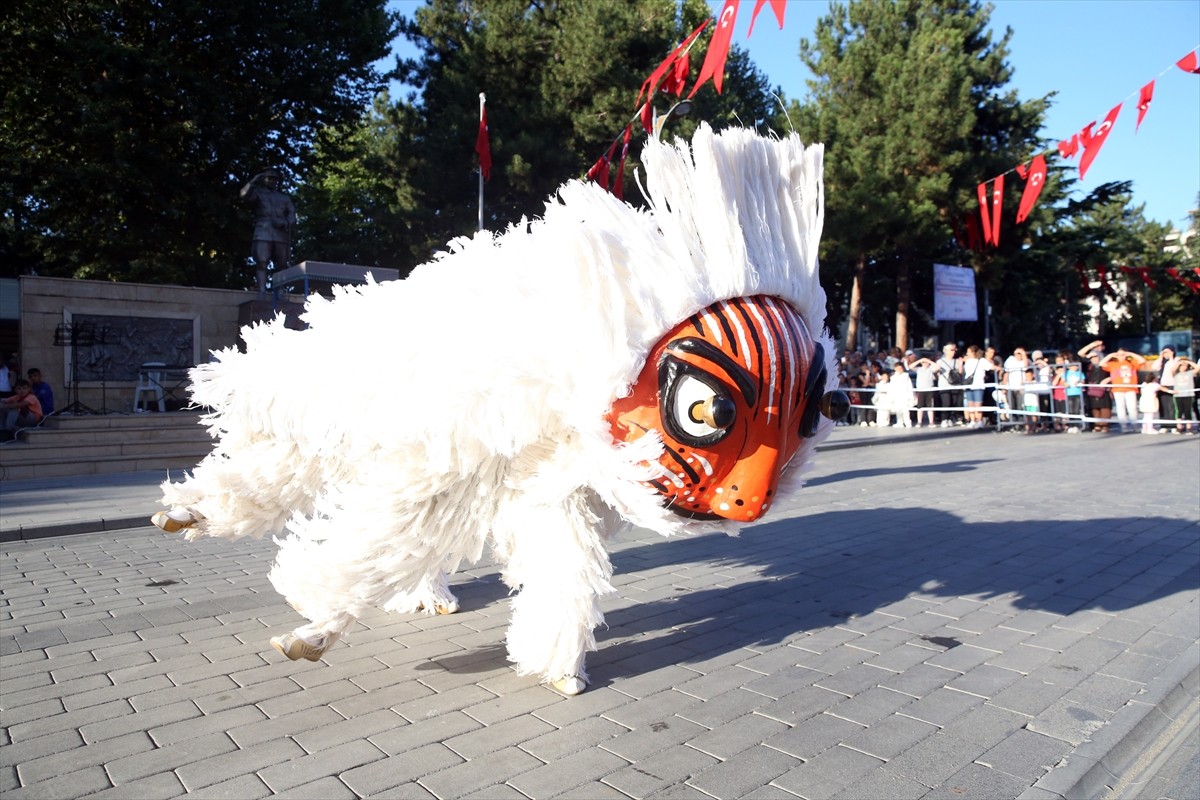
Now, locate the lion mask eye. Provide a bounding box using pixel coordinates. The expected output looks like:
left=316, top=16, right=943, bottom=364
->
left=672, top=374, right=735, bottom=441
left=658, top=359, right=737, bottom=447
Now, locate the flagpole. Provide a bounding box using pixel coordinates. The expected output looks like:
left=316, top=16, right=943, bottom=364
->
left=478, top=93, right=485, bottom=232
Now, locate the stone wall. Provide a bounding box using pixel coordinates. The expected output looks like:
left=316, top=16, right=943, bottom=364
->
left=17, top=276, right=277, bottom=412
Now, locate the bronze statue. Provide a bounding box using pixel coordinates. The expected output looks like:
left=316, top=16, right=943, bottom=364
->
left=240, top=169, right=296, bottom=298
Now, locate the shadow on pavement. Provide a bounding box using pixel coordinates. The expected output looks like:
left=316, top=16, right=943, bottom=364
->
left=804, top=458, right=1001, bottom=487
left=582, top=508, right=1198, bottom=686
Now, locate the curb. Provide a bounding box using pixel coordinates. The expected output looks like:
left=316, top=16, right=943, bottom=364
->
left=0, top=427, right=984, bottom=542
left=0, top=515, right=153, bottom=543
left=1018, top=647, right=1200, bottom=799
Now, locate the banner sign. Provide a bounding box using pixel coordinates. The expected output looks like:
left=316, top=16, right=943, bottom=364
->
left=933, top=263, right=978, bottom=322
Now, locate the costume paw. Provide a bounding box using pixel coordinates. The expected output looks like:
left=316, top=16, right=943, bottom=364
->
left=416, top=599, right=460, bottom=615
left=270, top=632, right=332, bottom=662
left=151, top=509, right=196, bottom=534
left=550, top=675, right=587, bottom=696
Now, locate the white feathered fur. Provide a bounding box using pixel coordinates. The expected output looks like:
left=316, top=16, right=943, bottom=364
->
left=162, top=124, right=834, bottom=686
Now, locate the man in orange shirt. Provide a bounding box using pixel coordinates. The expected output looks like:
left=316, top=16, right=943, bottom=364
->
left=1099, top=350, right=1144, bottom=433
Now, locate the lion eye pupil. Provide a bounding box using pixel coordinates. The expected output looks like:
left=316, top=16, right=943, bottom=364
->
left=690, top=396, right=735, bottom=429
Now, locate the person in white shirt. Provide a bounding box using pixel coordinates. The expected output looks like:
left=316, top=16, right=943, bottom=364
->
left=887, top=362, right=916, bottom=427
left=936, top=343, right=963, bottom=427
left=1003, top=347, right=1029, bottom=423
left=1156, top=346, right=1181, bottom=427
left=960, top=346, right=987, bottom=428
left=911, top=357, right=937, bottom=427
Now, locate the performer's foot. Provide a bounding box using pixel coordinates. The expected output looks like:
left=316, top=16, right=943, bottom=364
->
left=417, top=600, right=460, bottom=615
left=151, top=508, right=197, bottom=534
left=270, top=632, right=336, bottom=662
left=550, top=675, right=587, bottom=696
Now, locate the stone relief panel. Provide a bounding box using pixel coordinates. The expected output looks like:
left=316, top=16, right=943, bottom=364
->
left=66, top=314, right=196, bottom=382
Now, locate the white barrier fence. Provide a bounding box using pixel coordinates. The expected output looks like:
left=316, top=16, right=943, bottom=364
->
left=845, top=383, right=1198, bottom=432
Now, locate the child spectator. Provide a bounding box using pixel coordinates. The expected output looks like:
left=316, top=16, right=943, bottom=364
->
left=1022, top=368, right=1040, bottom=434
left=887, top=362, right=916, bottom=427
left=911, top=357, right=937, bottom=427
left=1, top=378, right=43, bottom=434
left=1139, top=372, right=1164, bottom=434
left=1064, top=362, right=1085, bottom=432
left=1051, top=366, right=1067, bottom=432
left=872, top=371, right=892, bottom=427
left=1172, top=359, right=1196, bottom=433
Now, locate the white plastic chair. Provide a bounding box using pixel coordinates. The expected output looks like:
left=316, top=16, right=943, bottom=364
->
left=133, top=362, right=166, bottom=412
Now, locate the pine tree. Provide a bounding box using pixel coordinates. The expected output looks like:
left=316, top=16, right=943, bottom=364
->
left=798, top=0, right=1046, bottom=350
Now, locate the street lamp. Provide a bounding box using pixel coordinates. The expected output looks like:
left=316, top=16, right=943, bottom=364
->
left=652, top=99, right=694, bottom=139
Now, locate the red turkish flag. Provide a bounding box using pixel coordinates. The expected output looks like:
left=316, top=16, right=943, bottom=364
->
left=1074, top=263, right=1091, bottom=296
left=664, top=53, right=690, bottom=97
left=1078, top=104, right=1122, bottom=180
left=965, top=214, right=983, bottom=252
left=613, top=125, right=632, bottom=201
left=1177, top=50, right=1200, bottom=74
left=1120, top=266, right=1157, bottom=289
left=989, top=175, right=1004, bottom=247
left=1167, top=267, right=1200, bottom=293
left=476, top=95, right=491, bottom=182
left=690, top=0, right=738, bottom=97
left=1014, top=155, right=1047, bottom=224
left=1057, top=135, right=1079, bottom=160
left=1136, top=81, right=1154, bottom=131
left=977, top=182, right=993, bottom=246
left=587, top=156, right=610, bottom=191
left=748, top=0, right=787, bottom=36
left=636, top=20, right=709, bottom=131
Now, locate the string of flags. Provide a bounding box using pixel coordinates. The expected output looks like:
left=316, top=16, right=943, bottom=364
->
left=1074, top=263, right=1200, bottom=296
left=976, top=47, right=1200, bottom=249
left=586, top=0, right=788, bottom=192
left=526, top=2, right=1197, bottom=299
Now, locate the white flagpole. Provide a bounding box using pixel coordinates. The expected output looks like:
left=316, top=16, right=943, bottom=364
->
left=478, top=92, right=486, bottom=232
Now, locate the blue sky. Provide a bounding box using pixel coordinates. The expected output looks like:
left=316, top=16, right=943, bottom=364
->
left=714, top=0, right=1200, bottom=230
left=385, top=0, right=1199, bottom=229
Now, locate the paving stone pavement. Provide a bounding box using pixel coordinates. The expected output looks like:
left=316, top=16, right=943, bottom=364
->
left=0, top=431, right=1197, bottom=799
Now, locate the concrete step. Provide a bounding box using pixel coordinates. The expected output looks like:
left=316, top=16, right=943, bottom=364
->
left=0, top=410, right=210, bottom=481
left=42, top=411, right=206, bottom=430
left=0, top=438, right=208, bottom=463
left=21, top=424, right=209, bottom=446
left=0, top=451, right=203, bottom=480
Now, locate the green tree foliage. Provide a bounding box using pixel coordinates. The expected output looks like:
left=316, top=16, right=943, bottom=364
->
left=1098, top=193, right=1200, bottom=337
left=796, top=0, right=1047, bottom=350
left=1148, top=198, right=1200, bottom=334
left=1, top=0, right=396, bottom=286
left=296, top=0, right=785, bottom=272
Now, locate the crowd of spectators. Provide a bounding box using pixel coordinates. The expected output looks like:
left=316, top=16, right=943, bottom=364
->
left=837, top=340, right=1197, bottom=435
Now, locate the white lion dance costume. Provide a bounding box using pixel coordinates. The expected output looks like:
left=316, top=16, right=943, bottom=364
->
left=155, top=124, right=846, bottom=695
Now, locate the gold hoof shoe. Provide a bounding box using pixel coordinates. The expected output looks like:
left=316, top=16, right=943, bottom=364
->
left=270, top=633, right=329, bottom=662
left=151, top=511, right=195, bottom=534
left=550, top=676, right=587, bottom=696
left=417, top=601, right=460, bottom=615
